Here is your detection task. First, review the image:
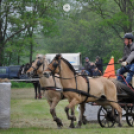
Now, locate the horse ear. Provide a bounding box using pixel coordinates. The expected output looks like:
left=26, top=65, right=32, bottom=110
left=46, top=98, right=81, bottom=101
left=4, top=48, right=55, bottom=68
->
left=55, top=53, right=62, bottom=59
left=36, top=54, right=39, bottom=58
left=43, top=55, right=45, bottom=59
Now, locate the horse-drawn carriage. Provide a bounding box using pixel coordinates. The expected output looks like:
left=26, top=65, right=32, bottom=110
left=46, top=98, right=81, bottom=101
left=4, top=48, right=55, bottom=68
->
left=97, top=75, right=134, bottom=128
left=25, top=53, right=134, bottom=128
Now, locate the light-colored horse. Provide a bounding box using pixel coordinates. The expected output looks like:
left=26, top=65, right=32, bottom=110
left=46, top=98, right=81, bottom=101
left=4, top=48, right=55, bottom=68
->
left=44, top=54, right=122, bottom=127
left=26, top=54, right=77, bottom=128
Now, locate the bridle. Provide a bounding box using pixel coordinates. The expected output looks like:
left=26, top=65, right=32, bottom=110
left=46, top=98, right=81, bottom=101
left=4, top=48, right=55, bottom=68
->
left=47, top=58, right=61, bottom=75
left=31, top=57, right=45, bottom=72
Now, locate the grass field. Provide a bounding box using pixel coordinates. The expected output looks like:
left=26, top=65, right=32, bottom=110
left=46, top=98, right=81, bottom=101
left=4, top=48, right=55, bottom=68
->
left=1, top=88, right=134, bottom=134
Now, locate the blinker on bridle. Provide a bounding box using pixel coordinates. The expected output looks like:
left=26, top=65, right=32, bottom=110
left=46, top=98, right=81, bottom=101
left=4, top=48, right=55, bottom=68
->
left=47, top=58, right=61, bottom=75
left=32, top=57, right=45, bottom=71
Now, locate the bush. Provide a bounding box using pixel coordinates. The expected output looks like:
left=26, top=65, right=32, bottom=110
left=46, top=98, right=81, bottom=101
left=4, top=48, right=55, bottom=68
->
left=11, top=82, right=33, bottom=88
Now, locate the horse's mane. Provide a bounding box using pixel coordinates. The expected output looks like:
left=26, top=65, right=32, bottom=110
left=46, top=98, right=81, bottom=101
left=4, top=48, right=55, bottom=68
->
left=61, top=57, right=77, bottom=74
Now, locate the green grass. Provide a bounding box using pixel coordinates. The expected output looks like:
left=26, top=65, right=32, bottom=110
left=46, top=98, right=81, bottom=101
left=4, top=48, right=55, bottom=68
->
left=1, top=88, right=134, bottom=134
left=1, top=127, right=134, bottom=134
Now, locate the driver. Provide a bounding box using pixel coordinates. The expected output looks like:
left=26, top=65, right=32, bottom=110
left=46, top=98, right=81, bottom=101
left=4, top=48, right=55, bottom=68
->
left=117, top=33, right=134, bottom=85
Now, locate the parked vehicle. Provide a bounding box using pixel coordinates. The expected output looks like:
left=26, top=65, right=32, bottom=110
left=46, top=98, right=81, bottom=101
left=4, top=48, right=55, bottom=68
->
left=0, top=65, right=21, bottom=79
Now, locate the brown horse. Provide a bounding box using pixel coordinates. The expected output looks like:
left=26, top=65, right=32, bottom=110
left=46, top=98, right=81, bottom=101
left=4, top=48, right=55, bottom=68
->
left=26, top=54, right=77, bottom=128
left=43, top=54, right=122, bottom=127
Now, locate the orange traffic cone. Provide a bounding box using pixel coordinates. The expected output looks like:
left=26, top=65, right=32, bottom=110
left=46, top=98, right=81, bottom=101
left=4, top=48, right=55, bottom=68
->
left=103, top=56, right=116, bottom=78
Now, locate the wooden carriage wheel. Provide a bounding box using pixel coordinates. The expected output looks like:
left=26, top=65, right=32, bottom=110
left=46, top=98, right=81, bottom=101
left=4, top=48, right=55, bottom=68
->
left=97, top=106, right=115, bottom=128
left=126, top=106, right=134, bottom=127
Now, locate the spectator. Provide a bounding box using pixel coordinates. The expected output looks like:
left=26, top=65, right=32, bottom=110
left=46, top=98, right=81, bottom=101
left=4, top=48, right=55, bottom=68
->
left=93, top=67, right=102, bottom=76
left=84, top=57, right=97, bottom=76
left=84, top=57, right=93, bottom=76
left=95, top=56, right=103, bottom=74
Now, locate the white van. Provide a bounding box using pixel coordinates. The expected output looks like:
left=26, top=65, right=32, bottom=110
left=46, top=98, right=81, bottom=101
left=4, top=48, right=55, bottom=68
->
left=45, top=53, right=82, bottom=70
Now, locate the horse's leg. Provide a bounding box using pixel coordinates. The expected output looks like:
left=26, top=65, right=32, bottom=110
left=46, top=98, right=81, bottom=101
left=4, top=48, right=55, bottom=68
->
left=110, top=102, right=122, bottom=127
left=76, top=105, right=82, bottom=128
left=38, top=83, right=42, bottom=99
left=65, top=99, right=78, bottom=127
left=76, top=103, right=86, bottom=128
left=33, top=83, right=38, bottom=99
left=82, top=103, right=87, bottom=125
left=69, top=107, right=75, bottom=128
left=50, top=100, right=63, bottom=128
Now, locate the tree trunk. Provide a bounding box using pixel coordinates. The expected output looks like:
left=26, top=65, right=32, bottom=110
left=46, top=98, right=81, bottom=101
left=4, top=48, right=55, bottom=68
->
left=30, top=42, right=33, bottom=63
left=17, top=55, right=20, bottom=65
left=0, top=46, right=4, bottom=66
left=0, top=38, right=5, bottom=66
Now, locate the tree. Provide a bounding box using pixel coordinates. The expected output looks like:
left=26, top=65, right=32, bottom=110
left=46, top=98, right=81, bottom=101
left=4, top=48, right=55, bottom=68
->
left=0, top=0, right=59, bottom=65
left=43, top=2, right=123, bottom=63
left=86, top=0, right=134, bottom=37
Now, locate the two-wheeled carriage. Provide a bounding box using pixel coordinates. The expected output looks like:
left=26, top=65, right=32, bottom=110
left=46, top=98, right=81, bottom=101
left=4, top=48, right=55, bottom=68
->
left=97, top=77, right=134, bottom=128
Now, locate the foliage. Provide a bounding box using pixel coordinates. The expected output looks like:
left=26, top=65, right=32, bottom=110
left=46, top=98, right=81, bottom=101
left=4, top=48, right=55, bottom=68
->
left=1, top=0, right=134, bottom=66
left=0, top=0, right=59, bottom=65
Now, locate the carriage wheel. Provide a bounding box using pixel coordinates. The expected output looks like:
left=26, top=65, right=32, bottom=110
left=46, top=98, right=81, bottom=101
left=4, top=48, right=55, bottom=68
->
left=126, top=106, right=134, bottom=127
left=97, top=106, right=115, bottom=128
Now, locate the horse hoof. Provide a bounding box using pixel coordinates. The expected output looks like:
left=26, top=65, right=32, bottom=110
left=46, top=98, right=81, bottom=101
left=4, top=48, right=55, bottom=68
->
left=82, top=119, right=87, bottom=125
left=68, top=126, right=75, bottom=129
left=76, top=121, right=82, bottom=128
left=118, top=123, right=122, bottom=127
left=58, top=123, right=63, bottom=127
left=69, top=123, right=75, bottom=128
left=56, top=120, right=63, bottom=128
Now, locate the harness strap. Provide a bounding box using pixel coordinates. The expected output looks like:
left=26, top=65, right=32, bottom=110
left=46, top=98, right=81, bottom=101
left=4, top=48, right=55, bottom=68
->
left=43, top=60, right=45, bottom=71
left=52, top=75, right=57, bottom=88
left=42, top=86, right=65, bottom=100
left=63, top=88, right=92, bottom=98
left=45, top=87, right=56, bottom=90
left=75, top=76, right=77, bottom=90
left=42, top=86, right=62, bottom=90
left=82, top=76, right=90, bottom=103
left=52, top=75, right=64, bottom=99
left=63, top=88, right=118, bottom=104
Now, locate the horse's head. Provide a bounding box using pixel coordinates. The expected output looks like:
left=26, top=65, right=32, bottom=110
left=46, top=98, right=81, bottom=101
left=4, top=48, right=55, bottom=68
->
left=24, top=63, right=31, bottom=73
left=26, top=54, right=47, bottom=77
left=43, top=54, right=62, bottom=78
left=44, top=53, right=76, bottom=78
left=19, top=63, right=32, bottom=77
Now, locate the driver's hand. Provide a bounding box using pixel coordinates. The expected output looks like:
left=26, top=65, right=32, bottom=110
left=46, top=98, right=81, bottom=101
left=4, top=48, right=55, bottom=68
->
left=121, top=62, right=127, bottom=66
left=118, top=59, right=123, bottom=63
